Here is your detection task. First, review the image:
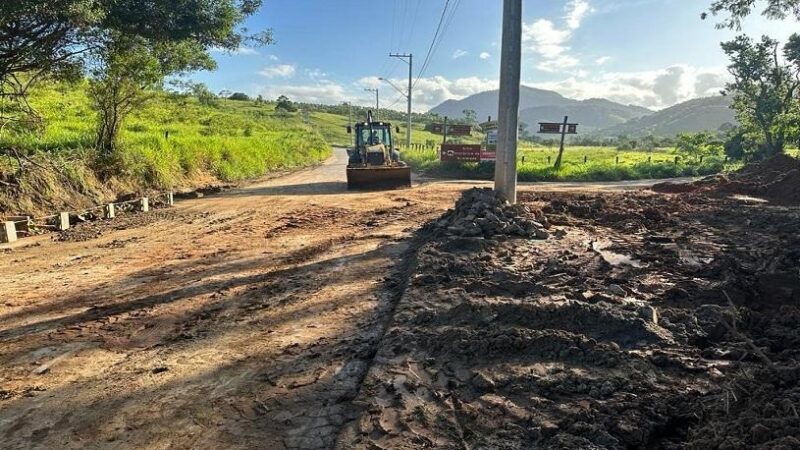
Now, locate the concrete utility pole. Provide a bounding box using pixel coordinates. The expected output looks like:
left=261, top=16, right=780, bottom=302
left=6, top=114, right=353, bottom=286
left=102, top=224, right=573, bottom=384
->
left=553, top=115, right=569, bottom=169
left=389, top=53, right=413, bottom=147
left=364, top=88, right=379, bottom=117
left=494, top=0, right=522, bottom=204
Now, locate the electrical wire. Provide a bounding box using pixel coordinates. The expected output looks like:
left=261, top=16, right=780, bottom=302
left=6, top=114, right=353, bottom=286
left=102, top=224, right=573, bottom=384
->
left=413, top=0, right=451, bottom=89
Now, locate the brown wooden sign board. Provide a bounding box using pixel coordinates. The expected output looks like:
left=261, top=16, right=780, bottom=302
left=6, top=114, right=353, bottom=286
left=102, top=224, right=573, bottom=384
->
left=538, top=122, right=578, bottom=134
left=441, top=144, right=481, bottom=162
left=430, top=123, right=472, bottom=136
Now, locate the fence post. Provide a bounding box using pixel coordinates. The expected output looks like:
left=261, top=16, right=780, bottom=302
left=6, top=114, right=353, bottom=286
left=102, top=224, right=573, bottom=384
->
left=615, top=156, right=619, bottom=164
left=648, top=155, right=652, bottom=164
left=521, top=156, right=525, bottom=164
left=58, top=212, right=70, bottom=231
left=547, top=155, right=551, bottom=165
left=140, top=197, right=149, bottom=212
left=699, top=155, right=704, bottom=163
left=1, top=221, right=17, bottom=243
left=104, top=203, right=116, bottom=219
left=167, top=192, right=175, bottom=206
left=674, top=156, right=679, bottom=164
left=583, top=155, right=587, bottom=164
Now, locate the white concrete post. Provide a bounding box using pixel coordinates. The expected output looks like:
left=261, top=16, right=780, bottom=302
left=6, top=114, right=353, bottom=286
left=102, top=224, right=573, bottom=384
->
left=58, top=212, right=70, bottom=231
left=1, top=221, right=17, bottom=243
left=140, top=197, right=149, bottom=212
left=105, top=203, right=116, bottom=219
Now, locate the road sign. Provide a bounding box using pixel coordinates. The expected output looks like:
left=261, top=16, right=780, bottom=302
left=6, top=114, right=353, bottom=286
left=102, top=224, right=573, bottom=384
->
left=430, top=123, right=472, bottom=136
left=539, top=122, right=578, bottom=134
left=441, top=144, right=481, bottom=162
left=480, top=150, right=496, bottom=162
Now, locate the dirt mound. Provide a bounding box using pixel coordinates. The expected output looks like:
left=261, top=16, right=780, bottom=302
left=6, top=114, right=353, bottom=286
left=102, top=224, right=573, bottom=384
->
left=653, top=154, right=800, bottom=205
left=433, top=187, right=550, bottom=238
left=338, top=191, right=800, bottom=449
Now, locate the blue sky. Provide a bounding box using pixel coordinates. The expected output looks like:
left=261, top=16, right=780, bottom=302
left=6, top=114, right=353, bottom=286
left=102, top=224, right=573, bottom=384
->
left=191, top=0, right=799, bottom=111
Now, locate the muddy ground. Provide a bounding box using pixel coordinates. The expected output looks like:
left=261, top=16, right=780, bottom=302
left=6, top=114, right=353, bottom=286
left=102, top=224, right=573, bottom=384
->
left=337, top=190, right=800, bottom=449
left=2, top=149, right=798, bottom=449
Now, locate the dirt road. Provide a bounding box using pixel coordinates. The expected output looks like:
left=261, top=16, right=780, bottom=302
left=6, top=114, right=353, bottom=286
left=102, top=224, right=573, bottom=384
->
left=0, top=148, right=455, bottom=449
left=6, top=149, right=790, bottom=450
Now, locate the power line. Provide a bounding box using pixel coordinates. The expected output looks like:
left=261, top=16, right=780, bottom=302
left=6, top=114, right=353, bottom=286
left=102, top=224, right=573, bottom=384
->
left=413, top=0, right=451, bottom=89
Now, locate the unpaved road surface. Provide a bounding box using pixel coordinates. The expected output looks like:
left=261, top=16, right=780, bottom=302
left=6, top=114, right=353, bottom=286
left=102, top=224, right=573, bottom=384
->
left=0, top=149, right=453, bottom=449
left=3, top=149, right=797, bottom=449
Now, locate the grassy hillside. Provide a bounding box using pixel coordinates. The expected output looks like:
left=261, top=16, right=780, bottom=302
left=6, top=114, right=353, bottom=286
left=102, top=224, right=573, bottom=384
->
left=0, top=81, right=332, bottom=214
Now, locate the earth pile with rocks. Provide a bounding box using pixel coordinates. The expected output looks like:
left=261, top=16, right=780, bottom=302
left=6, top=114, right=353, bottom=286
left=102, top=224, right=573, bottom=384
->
left=336, top=191, right=800, bottom=449
left=653, top=153, right=800, bottom=205
left=433, top=187, right=550, bottom=238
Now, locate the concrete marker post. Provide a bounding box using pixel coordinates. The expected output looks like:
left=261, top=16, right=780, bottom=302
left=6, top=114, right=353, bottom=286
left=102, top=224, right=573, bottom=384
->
left=58, top=212, right=70, bottom=231
left=167, top=192, right=174, bottom=206
left=140, top=197, right=149, bottom=212
left=1, top=221, right=17, bottom=243
left=105, top=203, right=116, bottom=219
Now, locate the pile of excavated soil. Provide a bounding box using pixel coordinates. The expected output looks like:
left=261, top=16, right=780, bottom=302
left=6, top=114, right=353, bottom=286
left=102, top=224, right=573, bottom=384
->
left=653, top=154, right=800, bottom=205
left=432, top=187, right=550, bottom=239
left=337, top=191, right=800, bottom=449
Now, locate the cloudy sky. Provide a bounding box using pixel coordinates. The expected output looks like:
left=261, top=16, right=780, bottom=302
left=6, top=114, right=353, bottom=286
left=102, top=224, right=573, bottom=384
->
left=193, top=0, right=799, bottom=112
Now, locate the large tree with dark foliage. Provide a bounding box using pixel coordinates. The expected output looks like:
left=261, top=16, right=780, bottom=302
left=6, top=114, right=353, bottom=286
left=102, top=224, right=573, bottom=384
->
left=0, top=1, right=270, bottom=144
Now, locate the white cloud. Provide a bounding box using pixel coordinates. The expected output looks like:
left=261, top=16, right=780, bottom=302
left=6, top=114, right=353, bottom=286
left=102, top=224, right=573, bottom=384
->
left=359, top=76, right=497, bottom=112
left=257, top=81, right=347, bottom=105
left=529, top=64, right=729, bottom=109
left=268, top=54, right=279, bottom=61
left=479, top=52, right=491, bottom=60
left=259, top=64, right=296, bottom=78
left=523, top=1, right=594, bottom=72
left=305, top=68, right=328, bottom=80
left=565, top=0, right=592, bottom=29
left=452, top=49, right=468, bottom=59
left=210, top=46, right=259, bottom=56
left=595, top=56, right=611, bottom=65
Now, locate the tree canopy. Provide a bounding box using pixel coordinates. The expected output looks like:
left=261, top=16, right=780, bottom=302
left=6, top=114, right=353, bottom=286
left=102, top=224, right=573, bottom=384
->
left=707, top=0, right=800, bottom=28
left=720, top=34, right=800, bottom=155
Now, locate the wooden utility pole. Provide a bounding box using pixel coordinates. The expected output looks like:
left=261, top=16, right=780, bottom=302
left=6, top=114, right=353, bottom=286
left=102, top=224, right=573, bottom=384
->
left=494, top=0, right=522, bottom=203
left=553, top=115, right=569, bottom=169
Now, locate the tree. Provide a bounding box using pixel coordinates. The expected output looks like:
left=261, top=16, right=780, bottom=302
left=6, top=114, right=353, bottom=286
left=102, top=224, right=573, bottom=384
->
left=89, top=34, right=217, bottom=155
left=706, top=0, right=800, bottom=28
left=229, top=92, right=250, bottom=101
left=462, top=109, right=477, bottom=125
left=0, top=1, right=272, bottom=141
left=676, top=132, right=723, bottom=160
left=275, top=95, right=297, bottom=113
left=720, top=34, right=800, bottom=156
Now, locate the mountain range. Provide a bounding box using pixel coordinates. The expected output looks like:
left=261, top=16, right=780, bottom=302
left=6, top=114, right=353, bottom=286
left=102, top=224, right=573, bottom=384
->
left=428, top=86, right=736, bottom=137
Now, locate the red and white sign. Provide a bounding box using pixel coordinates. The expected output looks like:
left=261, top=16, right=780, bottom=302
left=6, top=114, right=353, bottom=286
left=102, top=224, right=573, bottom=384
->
left=480, top=150, right=496, bottom=162
left=441, top=144, right=481, bottom=162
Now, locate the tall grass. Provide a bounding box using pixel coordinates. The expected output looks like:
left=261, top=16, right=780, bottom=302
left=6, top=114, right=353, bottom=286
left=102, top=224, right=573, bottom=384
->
left=0, top=81, right=332, bottom=190
left=401, top=144, right=732, bottom=182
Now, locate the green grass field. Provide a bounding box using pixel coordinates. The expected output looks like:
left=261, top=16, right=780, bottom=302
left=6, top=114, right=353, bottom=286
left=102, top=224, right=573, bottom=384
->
left=401, top=143, right=734, bottom=182
left=1, top=82, right=332, bottom=190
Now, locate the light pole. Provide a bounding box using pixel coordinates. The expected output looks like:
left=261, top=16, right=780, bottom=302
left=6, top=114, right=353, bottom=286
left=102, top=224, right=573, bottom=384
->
left=379, top=76, right=412, bottom=148
left=363, top=88, right=379, bottom=117
left=388, top=53, right=413, bottom=148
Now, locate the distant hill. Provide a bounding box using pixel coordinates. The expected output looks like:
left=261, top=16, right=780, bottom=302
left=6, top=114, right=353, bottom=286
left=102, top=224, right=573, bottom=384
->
left=594, top=96, right=736, bottom=137
left=428, top=86, right=652, bottom=131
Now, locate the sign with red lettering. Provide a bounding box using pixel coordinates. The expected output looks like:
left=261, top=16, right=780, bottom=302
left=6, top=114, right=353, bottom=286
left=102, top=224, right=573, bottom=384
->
left=480, top=150, right=496, bottom=162
left=441, top=144, right=481, bottom=162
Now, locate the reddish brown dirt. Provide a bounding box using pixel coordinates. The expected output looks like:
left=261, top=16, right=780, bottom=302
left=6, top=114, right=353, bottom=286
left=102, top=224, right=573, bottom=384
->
left=653, top=154, right=800, bottom=205
left=2, top=150, right=799, bottom=449
left=337, top=190, right=800, bottom=449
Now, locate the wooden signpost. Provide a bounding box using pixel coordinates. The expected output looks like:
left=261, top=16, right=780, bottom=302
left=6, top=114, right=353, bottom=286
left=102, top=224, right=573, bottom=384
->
left=539, top=116, right=579, bottom=169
